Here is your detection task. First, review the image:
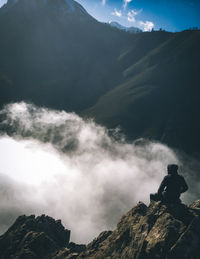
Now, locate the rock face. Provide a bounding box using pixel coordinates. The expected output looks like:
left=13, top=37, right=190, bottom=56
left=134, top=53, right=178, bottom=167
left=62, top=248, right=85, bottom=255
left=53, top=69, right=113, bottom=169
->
left=76, top=201, right=200, bottom=259
left=1, top=201, right=200, bottom=258
left=0, top=214, right=70, bottom=258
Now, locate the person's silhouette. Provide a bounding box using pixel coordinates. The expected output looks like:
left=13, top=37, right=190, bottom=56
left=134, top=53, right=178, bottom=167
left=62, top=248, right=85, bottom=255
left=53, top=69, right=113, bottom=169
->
left=150, top=164, right=188, bottom=203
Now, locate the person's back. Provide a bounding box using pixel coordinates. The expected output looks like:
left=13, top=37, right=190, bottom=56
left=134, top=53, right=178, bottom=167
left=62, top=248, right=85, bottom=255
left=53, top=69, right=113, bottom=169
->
left=150, top=164, right=188, bottom=203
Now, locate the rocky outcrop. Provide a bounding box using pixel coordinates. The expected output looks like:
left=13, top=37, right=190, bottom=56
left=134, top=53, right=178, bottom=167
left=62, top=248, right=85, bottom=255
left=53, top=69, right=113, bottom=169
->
left=1, top=201, right=200, bottom=258
left=76, top=200, right=200, bottom=259
left=0, top=214, right=70, bottom=258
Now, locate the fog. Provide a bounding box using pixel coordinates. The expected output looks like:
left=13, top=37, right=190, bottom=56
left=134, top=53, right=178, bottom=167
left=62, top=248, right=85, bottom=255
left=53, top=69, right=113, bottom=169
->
left=0, top=102, right=197, bottom=243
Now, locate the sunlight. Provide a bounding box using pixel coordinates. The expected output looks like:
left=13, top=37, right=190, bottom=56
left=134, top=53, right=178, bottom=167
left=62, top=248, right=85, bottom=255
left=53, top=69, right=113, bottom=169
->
left=0, top=136, right=67, bottom=185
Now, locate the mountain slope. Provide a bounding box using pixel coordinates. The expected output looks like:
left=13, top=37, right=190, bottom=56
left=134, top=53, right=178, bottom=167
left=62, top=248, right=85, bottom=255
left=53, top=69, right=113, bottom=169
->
left=0, top=0, right=200, bottom=154
left=0, top=0, right=131, bottom=110
left=85, top=30, right=200, bottom=154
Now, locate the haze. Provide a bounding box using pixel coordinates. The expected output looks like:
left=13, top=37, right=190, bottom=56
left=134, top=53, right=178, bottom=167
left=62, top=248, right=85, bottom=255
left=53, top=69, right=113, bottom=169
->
left=0, top=102, right=197, bottom=243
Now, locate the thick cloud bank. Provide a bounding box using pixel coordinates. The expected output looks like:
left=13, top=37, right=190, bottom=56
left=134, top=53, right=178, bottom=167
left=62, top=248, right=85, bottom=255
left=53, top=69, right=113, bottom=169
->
left=0, top=102, right=196, bottom=243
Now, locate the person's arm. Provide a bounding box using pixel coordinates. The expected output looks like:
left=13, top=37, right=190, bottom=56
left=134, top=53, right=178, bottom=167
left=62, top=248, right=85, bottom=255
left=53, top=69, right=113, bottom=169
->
left=180, top=176, right=188, bottom=193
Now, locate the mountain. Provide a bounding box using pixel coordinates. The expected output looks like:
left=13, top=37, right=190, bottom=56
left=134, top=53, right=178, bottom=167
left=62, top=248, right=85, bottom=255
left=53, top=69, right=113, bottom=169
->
left=1, top=200, right=200, bottom=258
left=0, top=0, right=200, bottom=155
left=108, top=21, right=142, bottom=34
left=0, top=0, right=131, bottom=111
left=85, top=29, right=200, bottom=155
left=1, top=0, right=88, bottom=15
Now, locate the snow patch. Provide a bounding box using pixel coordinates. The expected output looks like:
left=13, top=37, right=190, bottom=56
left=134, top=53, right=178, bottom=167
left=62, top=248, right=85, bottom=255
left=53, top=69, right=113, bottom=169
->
left=109, top=21, right=142, bottom=33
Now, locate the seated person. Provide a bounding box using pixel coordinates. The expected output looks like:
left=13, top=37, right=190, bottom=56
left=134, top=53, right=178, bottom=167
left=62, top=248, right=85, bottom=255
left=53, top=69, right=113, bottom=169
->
left=150, top=164, right=188, bottom=203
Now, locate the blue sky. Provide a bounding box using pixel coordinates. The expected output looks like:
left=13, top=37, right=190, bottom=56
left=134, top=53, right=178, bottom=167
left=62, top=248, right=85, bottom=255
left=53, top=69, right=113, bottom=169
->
left=77, top=0, right=200, bottom=32
left=0, top=0, right=199, bottom=31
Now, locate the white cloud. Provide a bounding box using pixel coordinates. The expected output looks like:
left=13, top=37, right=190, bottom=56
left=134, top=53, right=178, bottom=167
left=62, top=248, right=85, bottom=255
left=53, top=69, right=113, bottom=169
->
left=139, top=20, right=154, bottom=31
left=123, top=0, right=132, bottom=10
left=0, top=102, right=195, bottom=244
left=111, top=8, right=122, bottom=17
left=102, top=0, right=106, bottom=6
left=127, top=10, right=139, bottom=23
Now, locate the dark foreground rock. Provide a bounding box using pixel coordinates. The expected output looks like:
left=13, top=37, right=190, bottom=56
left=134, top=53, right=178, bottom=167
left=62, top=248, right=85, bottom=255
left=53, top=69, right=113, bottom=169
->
left=75, top=201, right=200, bottom=259
left=1, top=201, right=200, bottom=259
left=0, top=214, right=70, bottom=258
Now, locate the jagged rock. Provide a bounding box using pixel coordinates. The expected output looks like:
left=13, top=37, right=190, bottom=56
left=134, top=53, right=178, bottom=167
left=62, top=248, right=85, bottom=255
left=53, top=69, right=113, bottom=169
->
left=67, top=242, right=86, bottom=253
left=1, top=201, right=200, bottom=259
left=53, top=242, right=86, bottom=259
left=189, top=200, right=200, bottom=209
left=76, top=201, right=200, bottom=259
left=0, top=214, right=70, bottom=259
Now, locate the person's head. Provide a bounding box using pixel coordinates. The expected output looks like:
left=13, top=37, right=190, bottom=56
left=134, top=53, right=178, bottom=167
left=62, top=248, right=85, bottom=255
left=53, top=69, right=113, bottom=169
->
left=167, top=164, right=178, bottom=175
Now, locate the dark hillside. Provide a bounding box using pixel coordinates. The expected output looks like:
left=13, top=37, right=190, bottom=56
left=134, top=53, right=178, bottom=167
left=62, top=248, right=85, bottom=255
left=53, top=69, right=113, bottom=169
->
left=86, top=30, right=200, bottom=155
left=0, top=0, right=131, bottom=110
left=0, top=0, right=200, bottom=154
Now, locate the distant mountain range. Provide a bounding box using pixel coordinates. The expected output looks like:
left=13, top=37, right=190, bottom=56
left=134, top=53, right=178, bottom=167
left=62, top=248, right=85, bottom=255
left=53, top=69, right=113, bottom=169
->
left=0, top=0, right=200, bottom=155
left=108, top=21, right=142, bottom=34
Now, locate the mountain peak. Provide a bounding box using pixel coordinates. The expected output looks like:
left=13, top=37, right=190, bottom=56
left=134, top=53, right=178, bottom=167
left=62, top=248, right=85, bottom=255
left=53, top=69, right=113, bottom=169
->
left=2, top=0, right=88, bottom=15
left=6, top=0, right=75, bottom=5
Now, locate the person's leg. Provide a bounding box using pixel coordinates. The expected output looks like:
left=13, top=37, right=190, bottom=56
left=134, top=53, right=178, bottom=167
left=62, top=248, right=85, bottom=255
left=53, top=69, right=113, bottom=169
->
left=162, top=191, right=181, bottom=203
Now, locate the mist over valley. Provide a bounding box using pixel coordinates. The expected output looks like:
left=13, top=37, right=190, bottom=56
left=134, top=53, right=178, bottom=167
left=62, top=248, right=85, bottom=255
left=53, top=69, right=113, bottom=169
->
left=0, top=102, right=199, bottom=243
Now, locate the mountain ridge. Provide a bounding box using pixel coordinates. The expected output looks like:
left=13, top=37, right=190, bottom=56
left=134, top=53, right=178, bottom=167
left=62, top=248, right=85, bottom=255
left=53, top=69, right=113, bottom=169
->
left=1, top=200, right=200, bottom=258
left=1, top=0, right=87, bottom=13
left=108, top=21, right=142, bottom=34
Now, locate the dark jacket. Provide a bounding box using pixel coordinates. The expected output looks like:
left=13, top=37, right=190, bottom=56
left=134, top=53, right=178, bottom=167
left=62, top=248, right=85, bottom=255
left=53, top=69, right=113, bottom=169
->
left=158, top=173, right=188, bottom=200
